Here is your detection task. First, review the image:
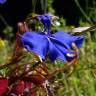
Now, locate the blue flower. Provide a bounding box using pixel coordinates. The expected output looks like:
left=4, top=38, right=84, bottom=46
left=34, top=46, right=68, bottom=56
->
left=0, top=0, right=6, bottom=4
left=37, top=14, right=52, bottom=34
left=21, top=14, right=84, bottom=62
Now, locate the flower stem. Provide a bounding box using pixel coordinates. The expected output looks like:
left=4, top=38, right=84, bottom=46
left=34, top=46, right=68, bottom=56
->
left=0, top=14, right=9, bottom=26
left=74, top=0, right=93, bottom=24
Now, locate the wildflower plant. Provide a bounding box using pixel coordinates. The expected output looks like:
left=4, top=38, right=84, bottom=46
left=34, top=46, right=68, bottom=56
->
left=22, top=14, right=84, bottom=62
left=2, top=13, right=96, bottom=96
left=1, top=0, right=96, bottom=95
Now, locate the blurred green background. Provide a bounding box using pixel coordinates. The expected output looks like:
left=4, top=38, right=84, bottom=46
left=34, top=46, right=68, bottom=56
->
left=0, top=0, right=96, bottom=96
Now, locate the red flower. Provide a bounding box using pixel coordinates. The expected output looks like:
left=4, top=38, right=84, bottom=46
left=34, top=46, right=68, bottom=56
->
left=24, top=81, right=36, bottom=96
left=10, top=80, right=25, bottom=95
left=0, top=78, right=8, bottom=96
left=10, top=80, right=36, bottom=96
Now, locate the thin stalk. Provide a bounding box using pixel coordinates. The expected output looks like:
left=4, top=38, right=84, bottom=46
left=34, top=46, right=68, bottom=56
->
left=85, top=0, right=88, bottom=14
left=41, top=0, right=47, bottom=13
left=44, top=0, right=47, bottom=13
left=32, top=0, right=37, bottom=13
left=0, top=14, right=9, bottom=26
left=93, top=0, right=96, bottom=15
left=74, top=0, right=93, bottom=24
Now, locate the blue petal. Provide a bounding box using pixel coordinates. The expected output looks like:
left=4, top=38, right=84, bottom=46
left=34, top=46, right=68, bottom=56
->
left=49, top=37, right=76, bottom=62
left=44, top=14, right=52, bottom=32
left=21, top=32, right=49, bottom=60
left=47, top=38, right=67, bottom=62
left=53, top=32, right=84, bottom=50
left=0, top=0, right=6, bottom=4
left=21, top=31, right=81, bottom=62
left=48, top=40, right=59, bottom=61
left=49, top=36, right=69, bottom=49
left=37, top=14, right=52, bottom=33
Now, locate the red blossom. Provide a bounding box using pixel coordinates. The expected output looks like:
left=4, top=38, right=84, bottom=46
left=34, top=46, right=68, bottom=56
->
left=10, top=80, right=36, bottom=96
left=10, top=80, right=25, bottom=95
left=0, top=78, right=9, bottom=96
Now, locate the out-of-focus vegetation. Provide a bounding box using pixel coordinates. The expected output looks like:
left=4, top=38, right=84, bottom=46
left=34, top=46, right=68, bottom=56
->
left=0, top=0, right=96, bottom=96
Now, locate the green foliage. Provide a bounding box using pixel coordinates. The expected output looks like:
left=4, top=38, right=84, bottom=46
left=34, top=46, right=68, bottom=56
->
left=0, top=0, right=96, bottom=95
left=0, top=21, right=96, bottom=96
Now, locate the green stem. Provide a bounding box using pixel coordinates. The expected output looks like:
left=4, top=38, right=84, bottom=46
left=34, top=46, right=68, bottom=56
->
left=0, top=14, right=9, bottom=26
left=85, top=0, right=88, bottom=14
left=32, top=0, right=37, bottom=13
left=74, top=0, right=93, bottom=24
left=41, top=0, right=47, bottom=13
left=44, top=0, right=47, bottom=13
